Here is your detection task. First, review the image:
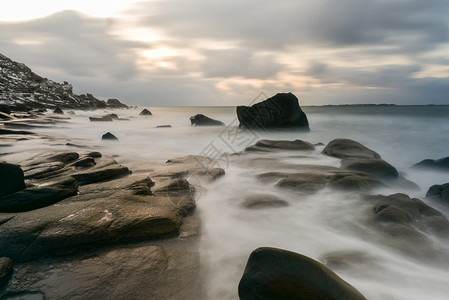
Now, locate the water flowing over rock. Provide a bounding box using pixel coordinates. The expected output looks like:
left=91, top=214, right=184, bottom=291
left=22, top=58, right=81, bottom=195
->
left=238, top=247, right=367, bottom=300
left=236, top=92, right=310, bottom=131
left=245, top=139, right=315, bottom=152
left=189, top=114, right=224, bottom=126
left=412, top=157, right=449, bottom=171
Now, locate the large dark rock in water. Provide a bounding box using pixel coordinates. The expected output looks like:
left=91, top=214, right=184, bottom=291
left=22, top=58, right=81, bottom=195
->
left=190, top=114, right=224, bottom=126
left=102, top=132, right=118, bottom=141
left=412, top=157, right=449, bottom=171
left=236, top=92, right=309, bottom=131
left=139, top=109, right=152, bottom=116
left=322, top=139, right=381, bottom=159
left=426, top=183, right=449, bottom=205
left=0, top=162, right=26, bottom=197
left=238, top=247, right=367, bottom=300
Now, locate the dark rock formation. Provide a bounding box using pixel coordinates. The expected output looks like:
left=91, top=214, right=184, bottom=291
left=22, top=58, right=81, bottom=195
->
left=238, top=247, right=367, bottom=300
left=156, top=125, right=172, bottom=128
left=53, top=107, right=63, bottom=114
left=366, top=193, right=449, bottom=257
left=0, top=162, right=26, bottom=197
left=245, top=139, right=315, bottom=152
left=0, top=291, right=45, bottom=299
left=139, top=109, right=152, bottom=116
left=242, top=194, right=289, bottom=209
left=323, top=139, right=381, bottom=159
left=412, top=157, right=449, bottom=171
left=0, top=53, right=127, bottom=110
left=236, top=92, right=309, bottom=131
left=0, top=257, right=13, bottom=287
left=189, top=114, right=224, bottom=126
left=102, top=132, right=118, bottom=141
left=426, top=183, right=449, bottom=205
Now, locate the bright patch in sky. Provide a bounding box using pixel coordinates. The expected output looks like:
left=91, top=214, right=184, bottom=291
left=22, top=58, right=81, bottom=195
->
left=0, top=0, right=139, bottom=21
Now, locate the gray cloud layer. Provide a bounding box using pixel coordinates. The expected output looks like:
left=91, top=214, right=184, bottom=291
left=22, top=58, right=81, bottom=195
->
left=1, top=1, right=449, bottom=105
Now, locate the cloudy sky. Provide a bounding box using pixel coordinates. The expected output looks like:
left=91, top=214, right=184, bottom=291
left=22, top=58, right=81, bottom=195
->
left=1, top=0, right=449, bottom=106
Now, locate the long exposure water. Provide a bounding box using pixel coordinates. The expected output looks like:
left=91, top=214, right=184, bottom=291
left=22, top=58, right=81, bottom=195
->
left=3, top=105, right=449, bottom=299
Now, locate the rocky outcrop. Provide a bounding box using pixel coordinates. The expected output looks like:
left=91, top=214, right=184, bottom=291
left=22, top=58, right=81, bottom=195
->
left=0, top=52, right=127, bottom=110
left=426, top=183, right=449, bottom=205
left=107, top=98, right=128, bottom=108
left=245, top=139, right=315, bottom=152
left=236, top=92, right=309, bottom=131
left=0, top=162, right=26, bottom=197
left=322, top=139, right=381, bottom=159
left=341, top=158, right=399, bottom=179
left=365, top=193, right=449, bottom=257
left=238, top=247, right=367, bottom=300
left=189, top=114, right=224, bottom=126
left=412, top=157, right=449, bottom=171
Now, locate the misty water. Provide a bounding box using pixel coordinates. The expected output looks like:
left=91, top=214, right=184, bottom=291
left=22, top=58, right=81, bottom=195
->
left=4, top=105, right=449, bottom=299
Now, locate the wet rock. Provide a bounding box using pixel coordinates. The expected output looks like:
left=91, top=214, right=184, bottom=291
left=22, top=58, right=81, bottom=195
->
left=0, top=112, right=14, bottom=120
left=102, top=132, right=118, bottom=141
left=412, top=157, right=449, bottom=171
left=139, top=109, right=152, bottom=116
left=72, top=165, right=131, bottom=185
left=236, top=92, right=310, bottom=131
left=277, top=173, right=329, bottom=193
left=53, top=107, right=63, bottom=114
left=89, top=116, right=113, bottom=122
left=0, top=176, right=79, bottom=213
left=0, top=291, right=45, bottom=300
left=189, top=114, right=224, bottom=126
left=245, top=139, right=315, bottom=152
left=322, top=139, right=381, bottom=159
left=341, top=158, right=398, bottom=179
left=426, top=183, right=449, bottom=205
left=238, top=247, right=367, bottom=300
left=103, top=113, right=119, bottom=120
left=0, top=163, right=26, bottom=197
left=242, top=194, right=289, bottom=209
left=328, top=172, right=383, bottom=191
left=366, top=193, right=449, bottom=257
left=0, top=257, right=13, bottom=287
left=156, top=125, right=172, bottom=128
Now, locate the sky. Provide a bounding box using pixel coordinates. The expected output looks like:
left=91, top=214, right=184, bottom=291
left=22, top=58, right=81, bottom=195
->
left=1, top=0, right=449, bottom=106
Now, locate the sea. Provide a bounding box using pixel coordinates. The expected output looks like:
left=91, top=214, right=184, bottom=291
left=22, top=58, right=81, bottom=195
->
left=4, top=105, right=449, bottom=300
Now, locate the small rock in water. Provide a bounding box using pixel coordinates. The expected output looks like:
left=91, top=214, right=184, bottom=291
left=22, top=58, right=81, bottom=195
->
left=139, top=109, right=152, bottom=116
left=190, top=114, right=224, bottom=126
left=412, top=157, right=449, bottom=171
left=156, top=125, right=172, bottom=128
left=89, top=116, right=113, bottom=122
left=102, top=132, right=118, bottom=141
left=322, top=138, right=381, bottom=159
left=53, top=107, right=64, bottom=114
left=242, top=194, right=289, bottom=209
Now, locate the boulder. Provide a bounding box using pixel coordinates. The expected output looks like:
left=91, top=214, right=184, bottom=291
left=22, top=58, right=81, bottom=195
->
left=236, top=92, right=309, bottom=131
left=341, top=158, right=398, bottom=179
left=412, top=157, right=449, bottom=171
left=322, top=139, right=381, bottom=159
left=0, top=257, right=13, bottom=287
left=139, top=109, right=152, bottom=116
left=238, top=247, right=367, bottom=300
left=241, top=194, right=289, bottom=209
left=103, top=113, right=119, bottom=120
left=0, top=162, right=26, bottom=197
left=53, top=107, right=63, bottom=114
left=426, top=183, right=449, bottom=205
left=102, top=132, right=118, bottom=141
left=189, top=114, right=224, bottom=126
left=245, top=139, right=315, bottom=152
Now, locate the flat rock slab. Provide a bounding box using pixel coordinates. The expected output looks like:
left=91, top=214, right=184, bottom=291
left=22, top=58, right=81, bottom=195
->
left=245, top=139, right=315, bottom=152
left=242, top=194, right=289, bottom=209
